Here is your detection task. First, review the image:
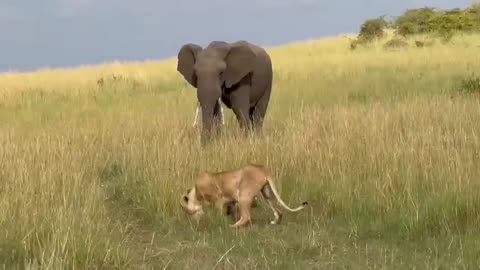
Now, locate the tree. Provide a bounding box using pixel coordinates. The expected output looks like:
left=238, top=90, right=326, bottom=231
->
left=393, top=7, right=436, bottom=36
left=357, top=16, right=388, bottom=42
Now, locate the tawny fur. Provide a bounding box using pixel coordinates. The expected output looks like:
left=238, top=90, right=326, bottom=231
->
left=180, top=164, right=308, bottom=228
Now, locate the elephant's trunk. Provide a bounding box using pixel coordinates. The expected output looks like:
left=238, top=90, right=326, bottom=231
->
left=197, top=85, right=222, bottom=145
left=200, top=102, right=215, bottom=136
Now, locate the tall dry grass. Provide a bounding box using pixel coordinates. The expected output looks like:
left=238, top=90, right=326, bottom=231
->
left=1, top=33, right=480, bottom=269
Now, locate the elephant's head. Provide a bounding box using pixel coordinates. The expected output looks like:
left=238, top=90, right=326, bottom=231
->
left=177, top=41, right=257, bottom=144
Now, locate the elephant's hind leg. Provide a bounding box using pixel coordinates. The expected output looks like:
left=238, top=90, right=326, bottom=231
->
left=230, top=85, right=253, bottom=133
left=250, top=82, right=272, bottom=132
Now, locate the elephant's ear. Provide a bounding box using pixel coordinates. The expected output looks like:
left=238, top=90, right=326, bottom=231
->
left=223, top=42, right=256, bottom=88
left=177, top=43, right=203, bottom=87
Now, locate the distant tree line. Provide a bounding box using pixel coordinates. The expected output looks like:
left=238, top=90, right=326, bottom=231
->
left=351, top=3, right=480, bottom=49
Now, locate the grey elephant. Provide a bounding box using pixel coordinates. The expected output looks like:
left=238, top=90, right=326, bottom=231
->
left=177, top=40, right=273, bottom=144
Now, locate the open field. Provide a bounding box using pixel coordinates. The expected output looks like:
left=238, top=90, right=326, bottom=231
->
left=1, top=33, right=480, bottom=269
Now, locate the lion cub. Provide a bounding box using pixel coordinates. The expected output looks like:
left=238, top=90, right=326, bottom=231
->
left=180, top=164, right=308, bottom=228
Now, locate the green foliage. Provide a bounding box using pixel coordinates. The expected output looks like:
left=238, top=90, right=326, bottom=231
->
left=466, top=3, right=480, bottom=29
left=391, top=4, right=480, bottom=37
left=349, top=38, right=366, bottom=50
left=383, top=38, right=409, bottom=49
left=414, top=39, right=434, bottom=48
left=349, top=39, right=359, bottom=50
left=427, top=8, right=476, bottom=34
left=457, top=75, right=480, bottom=95
left=357, top=16, right=388, bottom=42
left=350, top=17, right=388, bottom=50
left=355, top=3, right=480, bottom=43
left=394, top=7, right=436, bottom=36
left=439, top=31, right=455, bottom=44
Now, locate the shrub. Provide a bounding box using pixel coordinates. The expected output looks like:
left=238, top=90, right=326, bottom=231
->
left=467, top=3, right=480, bottom=15
left=457, top=75, right=480, bottom=95
left=466, top=3, right=480, bottom=30
left=393, top=7, right=436, bottom=36
left=96, top=74, right=142, bottom=89
left=384, top=38, right=409, bottom=49
left=357, top=17, right=388, bottom=42
left=350, top=39, right=359, bottom=50
left=427, top=9, right=476, bottom=34
left=396, top=22, right=417, bottom=36
left=438, top=31, right=454, bottom=44
left=415, top=39, right=434, bottom=48
left=354, top=3, right=480, bottom=50
left=349, top=36, right=372, bottom=50
left=392, top=4, right=480, bottom=36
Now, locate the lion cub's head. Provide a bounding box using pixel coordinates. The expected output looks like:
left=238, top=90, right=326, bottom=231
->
left=180, top=188, right=205, bottom=222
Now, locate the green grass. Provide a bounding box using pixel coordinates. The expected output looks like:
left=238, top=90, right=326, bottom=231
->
left=1, top=33, right=480, bottom=269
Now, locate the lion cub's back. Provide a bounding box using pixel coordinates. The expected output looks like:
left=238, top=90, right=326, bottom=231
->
left=240, top=164, right=272, bottom=187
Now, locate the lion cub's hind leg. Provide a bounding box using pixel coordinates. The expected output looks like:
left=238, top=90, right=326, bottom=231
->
left=261, top=184, right=283, bottom=225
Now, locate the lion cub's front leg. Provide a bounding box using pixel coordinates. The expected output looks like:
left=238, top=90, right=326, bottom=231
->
left=225, top=202, right=240, bottom=222
left=212, top=198, right=237, bottom=222
left=230, top=197, right=254, bottom=228
left=226, top=197, right=259, bottom=225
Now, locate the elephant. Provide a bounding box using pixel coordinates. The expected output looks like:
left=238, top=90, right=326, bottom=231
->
left=177, top=40, right=273, bottom=144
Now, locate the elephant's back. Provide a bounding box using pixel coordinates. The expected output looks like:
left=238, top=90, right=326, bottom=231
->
left=251, top=45, right=273, bottom=87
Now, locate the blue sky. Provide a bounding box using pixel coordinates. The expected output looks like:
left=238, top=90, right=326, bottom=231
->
left=0, top=0, right=476, bottom=72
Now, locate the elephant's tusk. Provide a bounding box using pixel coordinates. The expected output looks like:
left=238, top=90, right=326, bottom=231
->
left=192, top=98, right=224, bottom=127
left=219, top=102, right=224, bottom=125
left=192, top=102, right=201, bottom=127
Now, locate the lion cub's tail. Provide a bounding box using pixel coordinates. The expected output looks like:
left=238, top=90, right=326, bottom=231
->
left=265, top=177, right=308, bottom=212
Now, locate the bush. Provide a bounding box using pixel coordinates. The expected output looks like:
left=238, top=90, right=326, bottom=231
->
left=349, top=37, right=371, bottom=50
left=467, top=3, right=480, bottom=15
left=353, top=3, right=480, bottom=50
left=357, top=17, right=388, bottom=42
left=396, top=22, right=416, bottom=37
left=391, top=4, right=480, bottom=37
left=427, top=9, right=476, bottom=34
left=384, top=38, right=409, bottom=49
left=394, top=7, right=436, bottom=36
left=415, top=39, right=434, bottom=48
left=457, top=75, right=480, bottom=95
left=350, top=39, right=359, bottom=50
left=466, top=3, right=480, bottom=30
left=438, top=31, right=454, bottom=44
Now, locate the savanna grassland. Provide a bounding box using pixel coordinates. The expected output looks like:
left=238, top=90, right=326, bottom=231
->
left=1, top=33, right=480, bottom=269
